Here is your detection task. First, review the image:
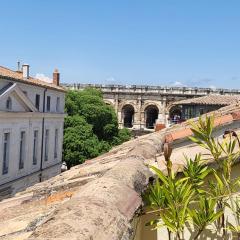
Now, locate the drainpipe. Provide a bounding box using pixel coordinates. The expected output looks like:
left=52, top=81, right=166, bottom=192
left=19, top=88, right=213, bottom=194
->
left=39, top=88, right=47, bottom=182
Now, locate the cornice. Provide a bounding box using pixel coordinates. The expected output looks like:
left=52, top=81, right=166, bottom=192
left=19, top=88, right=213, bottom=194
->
left=0, top=111, right=67, bottom=119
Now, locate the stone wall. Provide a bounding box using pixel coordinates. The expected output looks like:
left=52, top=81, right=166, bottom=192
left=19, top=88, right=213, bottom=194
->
left=64, top=83, right=240, bottom=130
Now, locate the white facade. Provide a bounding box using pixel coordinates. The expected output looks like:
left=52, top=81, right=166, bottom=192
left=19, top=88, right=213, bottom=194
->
left=0, top=69, right=65, bottom=198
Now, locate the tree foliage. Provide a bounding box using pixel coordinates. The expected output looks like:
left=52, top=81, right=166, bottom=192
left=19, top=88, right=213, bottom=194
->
left=63, top=88, right=131, bottom=167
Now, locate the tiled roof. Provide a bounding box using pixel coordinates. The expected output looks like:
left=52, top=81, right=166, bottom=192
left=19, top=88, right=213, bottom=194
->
left=164, top=103, right=240, bottom=143
left=173, top=94, right=240, bottom=106
left=1, top=102, right=240, bottom=239
left=0, top=66, right=66, bottom=92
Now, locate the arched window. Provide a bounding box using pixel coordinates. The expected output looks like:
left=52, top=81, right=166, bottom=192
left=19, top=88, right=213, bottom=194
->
left=6, top=97, right=12, bottom=110
left=122, top=104, right=134, bottom=128
left=145, top=105, right=159, bottom=129
left=169, top=106, right=182, bottom=124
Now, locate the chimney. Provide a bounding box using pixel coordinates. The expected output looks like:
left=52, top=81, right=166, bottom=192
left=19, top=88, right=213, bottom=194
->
left=22, top=64, right=30, bottom=79
left=53, top=69, right=60, bottom=86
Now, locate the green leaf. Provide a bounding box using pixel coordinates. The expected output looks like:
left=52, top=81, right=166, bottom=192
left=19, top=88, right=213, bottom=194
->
left=149, top=165, right=169, bottom=185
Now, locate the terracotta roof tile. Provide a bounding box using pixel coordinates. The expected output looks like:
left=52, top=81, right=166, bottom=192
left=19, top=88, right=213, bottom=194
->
left=213, top=114, right=233, bottom=127
left=165, top=128, right=193, bottom=143
left=155, top=124, right=166, bottom=131
left=173, top=94, right=240, bottom=106
left=232, top=111, right=240, bottom=121
left=165, top=113, right=236, bottom=143
left=0, top=66, right=66, bottom=92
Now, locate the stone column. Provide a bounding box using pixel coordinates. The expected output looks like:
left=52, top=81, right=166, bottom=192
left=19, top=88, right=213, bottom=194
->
left=114, top=89, right=122, bottom=128
left=155, top=98, right=167, bottom=131
left=118, top=110, right=123, bottom=129
left=132, top=98, right=141, bottom=130
left=114, top=88, right=119, bottom=114
left=140, top=107, right=145, bottom=130
left=137, top=95, right=143, bottom=130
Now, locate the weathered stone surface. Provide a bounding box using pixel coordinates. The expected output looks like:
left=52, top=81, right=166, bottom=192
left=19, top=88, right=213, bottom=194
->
left=28, top=135, right=165, bottom=240
left=0, top=130, right=165, bottom=240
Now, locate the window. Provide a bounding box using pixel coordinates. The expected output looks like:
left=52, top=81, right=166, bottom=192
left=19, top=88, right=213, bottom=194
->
left=19, top=131, right=26, bottom=169
left=184, top=106, right=196, bottom=119
left=44, top=129, right=49, bottom=161
left=2, top=133, right=10, bottom=175
left=6, top=97, right=12, bottom=110
left=33, top=130, right=38, bottom=165
left=46, top=96, right=51, bottom=112
left=54, top=129, right=59, bottom=158
left=56, top=97, right=60, bottom=112
left=35, top=94, right=40, bottom=110
left=199, top=108, right=204, bottom=115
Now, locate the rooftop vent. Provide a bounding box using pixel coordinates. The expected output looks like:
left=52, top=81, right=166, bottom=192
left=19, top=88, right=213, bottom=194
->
left=17, top=61, right=22, bottom=72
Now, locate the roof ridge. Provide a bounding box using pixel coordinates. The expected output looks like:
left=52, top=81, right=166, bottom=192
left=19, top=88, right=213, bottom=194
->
left=0, top=65, right=17, bottom=71
left=0, top=65, right=66, bottom=92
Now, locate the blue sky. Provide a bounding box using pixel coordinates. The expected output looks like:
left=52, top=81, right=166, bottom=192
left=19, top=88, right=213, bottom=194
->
left=1, top=0, right=240, bottom=88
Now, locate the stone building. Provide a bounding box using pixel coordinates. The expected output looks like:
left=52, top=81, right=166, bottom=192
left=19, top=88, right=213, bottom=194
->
left=0, top=64, right=66, bottom=197
left=170, top=94, right=240, bottom=122
left=64, top=83, right=240, bottom=130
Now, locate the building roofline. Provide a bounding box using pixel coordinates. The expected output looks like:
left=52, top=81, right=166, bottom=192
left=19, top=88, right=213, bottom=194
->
left=0, top=65, right=67, bottom=93
left=63, top=83, right=240, bottom=93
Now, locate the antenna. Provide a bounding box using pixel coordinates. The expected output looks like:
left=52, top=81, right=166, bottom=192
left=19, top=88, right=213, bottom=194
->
left=17, top=60, right=21, bottom=71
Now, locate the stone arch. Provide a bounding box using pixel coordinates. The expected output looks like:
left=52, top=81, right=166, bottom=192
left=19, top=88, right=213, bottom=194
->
left=141, top=102, right=161, bottom=112
left=121, top=104, right=135, bottom=128
left=144, top=104, right=159, bottom=129
left=119, top=101, right=138, bottom=113
left=168, top=105, right=182, bottom=124
left=166, top=102, right=177, bottom=112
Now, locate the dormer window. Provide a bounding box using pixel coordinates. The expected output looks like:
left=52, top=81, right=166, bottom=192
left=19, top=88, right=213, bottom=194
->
left=6, top=97, right=12, bottom=110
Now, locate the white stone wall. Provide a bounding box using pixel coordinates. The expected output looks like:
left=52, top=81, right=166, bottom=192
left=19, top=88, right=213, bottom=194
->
left=0, top=79, right=65, bottom=113
left=0, top=115, right=42, bottom=185
left=42, top=117, right=64, bottom=170
left=0, top=163, right=62, bottom=196
left=0, top=77, right=65, bottom=196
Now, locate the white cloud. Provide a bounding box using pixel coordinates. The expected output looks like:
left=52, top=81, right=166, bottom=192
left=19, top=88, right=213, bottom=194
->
left=186, top=78, right=213, bottom=87
left=35, top=73, right=53, bottom=83
left=171, top=81, right=185, bottom=87
left=209, top=85, right=217, bottom=90
left=104, top=76, right=120, bottom=85
left=169, top=78, right=215, bottom=88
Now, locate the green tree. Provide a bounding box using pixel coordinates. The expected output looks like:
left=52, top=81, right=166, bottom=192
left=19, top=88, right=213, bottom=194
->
left=63, top=116, right=104, bottom=167
left=65, top=88, right=120, bottom=141
left=63, top=88, right=131, bottom=167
